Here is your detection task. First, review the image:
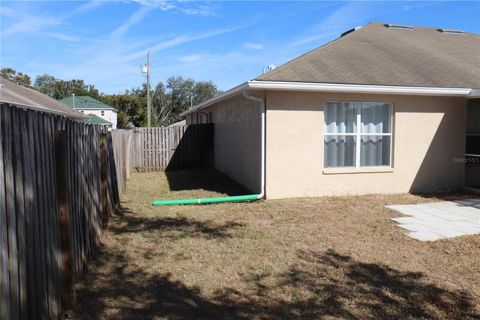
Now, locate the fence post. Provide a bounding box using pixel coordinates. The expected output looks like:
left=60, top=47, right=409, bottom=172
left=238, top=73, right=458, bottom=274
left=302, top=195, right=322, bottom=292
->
left=54, top=123, right=75, bottom=310
left=99, top=133, right=110, bottom=229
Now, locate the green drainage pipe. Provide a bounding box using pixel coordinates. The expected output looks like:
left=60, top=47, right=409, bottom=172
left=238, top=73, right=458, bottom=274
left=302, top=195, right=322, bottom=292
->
left=152, top=89, right=266, bottom=207
left=152, top=194, right=260, bottom=206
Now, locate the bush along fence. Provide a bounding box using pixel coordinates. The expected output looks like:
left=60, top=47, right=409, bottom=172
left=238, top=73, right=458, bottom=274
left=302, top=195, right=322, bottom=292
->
left=0, top=103, right=119, bottom=320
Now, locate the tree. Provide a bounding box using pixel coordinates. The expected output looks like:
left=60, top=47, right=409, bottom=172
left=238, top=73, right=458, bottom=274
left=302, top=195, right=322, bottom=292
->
left=193, top=81, right=220, bottom=106
left=146, top=77, right=220, bottom=127
left=151, top=83, right=173, bottom=126
left=167, top=76, right=194, bottom=111
left=1, top=66, right=220, bottom=128
left=34, top=74, right=56, bottom=97
left=100, top=94, right=146, bottom=128
left=1, top=67, right=32, bottom=87
left=32, top=74, right=101, bottom=100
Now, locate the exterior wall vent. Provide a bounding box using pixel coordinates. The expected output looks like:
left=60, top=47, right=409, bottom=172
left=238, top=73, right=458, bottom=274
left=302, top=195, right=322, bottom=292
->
left=438, top=29, right=465, bottom=35
left=341, top=26, right=362, bottom=37
left=384, top=24, right=415, bottom=30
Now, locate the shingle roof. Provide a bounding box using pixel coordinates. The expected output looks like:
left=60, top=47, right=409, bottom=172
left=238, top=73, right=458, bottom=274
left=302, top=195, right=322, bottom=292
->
left=256, top=22, right=480, bottom=89
left=0, top=78, right=85, bottom=119
left=60, top=96, right=116, bottom=111
left=85, top=113, right=111, bottom=125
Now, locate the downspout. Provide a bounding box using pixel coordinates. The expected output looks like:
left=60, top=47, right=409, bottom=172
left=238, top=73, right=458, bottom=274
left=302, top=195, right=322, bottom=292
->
left=242, top=89, right=265, bottom=199
left=151, top=90, right=266, bottom=205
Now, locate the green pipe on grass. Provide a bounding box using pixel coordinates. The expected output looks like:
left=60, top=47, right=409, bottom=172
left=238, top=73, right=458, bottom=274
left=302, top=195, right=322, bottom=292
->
left=152, top=194, right=260, bottom=206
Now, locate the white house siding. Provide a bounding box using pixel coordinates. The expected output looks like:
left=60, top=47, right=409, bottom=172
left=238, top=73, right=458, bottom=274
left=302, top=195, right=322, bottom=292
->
left=78, top=109, right=118, bottom=129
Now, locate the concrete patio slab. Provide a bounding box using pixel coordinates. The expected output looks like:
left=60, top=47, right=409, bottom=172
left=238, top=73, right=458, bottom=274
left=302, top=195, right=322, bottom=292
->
left=387, top=199, right=480, bottom=241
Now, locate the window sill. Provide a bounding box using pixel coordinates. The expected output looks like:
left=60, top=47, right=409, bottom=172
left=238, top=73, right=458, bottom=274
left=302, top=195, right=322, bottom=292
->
left=323, top=166, right=394, bottom=175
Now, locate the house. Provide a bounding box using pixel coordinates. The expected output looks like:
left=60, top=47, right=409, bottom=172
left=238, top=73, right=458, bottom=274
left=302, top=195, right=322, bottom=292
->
left=181, top=23, right=480, bottom=199
left=60, top=95, right=118, bottom=129
left=0, top=78, right=85, bottom=120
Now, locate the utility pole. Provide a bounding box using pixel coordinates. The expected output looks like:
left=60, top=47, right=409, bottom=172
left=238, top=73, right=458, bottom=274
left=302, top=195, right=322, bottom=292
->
left=146, top=51, right=151, bottom=127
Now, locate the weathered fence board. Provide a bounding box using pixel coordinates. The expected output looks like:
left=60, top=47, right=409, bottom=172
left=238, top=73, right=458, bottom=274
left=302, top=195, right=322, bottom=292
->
left=110, top=125, right=213, bottom=194
left=0, top=103, right=119, bottom=319
left=136, top=125, right=213, bottom=171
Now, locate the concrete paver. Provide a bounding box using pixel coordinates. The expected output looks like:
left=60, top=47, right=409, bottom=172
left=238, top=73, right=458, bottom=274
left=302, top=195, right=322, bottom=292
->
left=386, top=199, right=480, bottom=241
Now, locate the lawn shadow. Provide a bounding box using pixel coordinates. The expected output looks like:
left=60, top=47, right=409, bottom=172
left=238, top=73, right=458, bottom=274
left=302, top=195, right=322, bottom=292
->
left=267, top=249, right=479, bottom=319
left=412, top=192, right=480, bottom=202
left=165, top=169, right=251, bottom=196
left=110, top=206, right=245, bottom=240
left=76, top=248, right=479, bottom=319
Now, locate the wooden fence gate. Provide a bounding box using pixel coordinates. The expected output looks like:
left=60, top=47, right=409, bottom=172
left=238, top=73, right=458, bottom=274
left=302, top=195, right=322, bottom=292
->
left=133, top=124, right=214, bottom=171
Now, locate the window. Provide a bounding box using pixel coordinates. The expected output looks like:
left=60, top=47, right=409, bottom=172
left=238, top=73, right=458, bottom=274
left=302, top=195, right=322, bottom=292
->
left=101, top=110, right=105, bottom=116
left=324, top=101, right=393, bottom=168
left=80, top=110, right=84, bottom=113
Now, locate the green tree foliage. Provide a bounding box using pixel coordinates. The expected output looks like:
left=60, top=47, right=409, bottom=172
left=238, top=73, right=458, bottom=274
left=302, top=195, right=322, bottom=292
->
left=33, top=74, right=56, bottom=97
left=1, top=67, right=32, bottom=87
left=151, top=76, right=220, bottom=126
left=34, top=74, right=100, bottom=100
left=99, top=94, right=146, bottom=128
left=1, top=67, right=220, bottom=128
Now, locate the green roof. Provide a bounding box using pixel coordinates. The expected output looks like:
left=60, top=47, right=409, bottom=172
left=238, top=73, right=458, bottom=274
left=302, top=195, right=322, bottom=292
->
left=60, top=96, right=116, bottom=111
left=85, top=113, right=111, bottom=126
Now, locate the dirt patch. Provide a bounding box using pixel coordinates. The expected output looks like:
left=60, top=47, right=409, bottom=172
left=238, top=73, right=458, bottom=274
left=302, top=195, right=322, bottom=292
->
left=75, top=170, right=480, bottom=319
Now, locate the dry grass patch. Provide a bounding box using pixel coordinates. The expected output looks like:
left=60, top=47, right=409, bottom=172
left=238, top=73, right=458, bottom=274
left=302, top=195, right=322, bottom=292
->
left=75, top=170, right=480, bottom=319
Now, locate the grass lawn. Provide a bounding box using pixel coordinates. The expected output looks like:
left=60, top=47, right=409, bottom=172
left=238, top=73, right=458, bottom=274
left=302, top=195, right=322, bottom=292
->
left=75, top=170, right=480, bottom=319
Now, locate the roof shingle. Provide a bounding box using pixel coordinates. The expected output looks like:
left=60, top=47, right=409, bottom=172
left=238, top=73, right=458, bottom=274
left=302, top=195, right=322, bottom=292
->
left=0, top=78, right=85, bottom=119
left=60, top=96, right=116, bottom=111
left=256, top=22, right=480, bottom=89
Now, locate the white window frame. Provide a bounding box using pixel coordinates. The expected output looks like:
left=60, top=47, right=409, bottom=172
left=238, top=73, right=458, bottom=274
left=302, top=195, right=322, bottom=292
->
left=324, top=101, right=394, bottom=168
left=101, top=110, right=105, bottom=116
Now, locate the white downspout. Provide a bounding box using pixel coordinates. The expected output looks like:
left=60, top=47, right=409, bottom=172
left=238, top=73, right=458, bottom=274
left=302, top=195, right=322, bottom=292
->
left=242, top=90, right=265, bottom=199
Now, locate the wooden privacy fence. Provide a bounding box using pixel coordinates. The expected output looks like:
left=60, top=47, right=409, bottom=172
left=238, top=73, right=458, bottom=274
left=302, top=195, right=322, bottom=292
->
left=0, top=103, right=119, bottom=320
left=111, top=129, right=135, bottom=193
left=133, top=125, right=214, bottom=171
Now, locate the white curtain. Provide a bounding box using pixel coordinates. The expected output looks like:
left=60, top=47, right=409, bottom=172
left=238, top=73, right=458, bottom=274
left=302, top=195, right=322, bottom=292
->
left=361, top=103, right=391, bottom=134
left=325, top=102, right=356, bottom=134
left=324, top=136, right=356, bottom=167
left=360, top=136, right=391, bottom=166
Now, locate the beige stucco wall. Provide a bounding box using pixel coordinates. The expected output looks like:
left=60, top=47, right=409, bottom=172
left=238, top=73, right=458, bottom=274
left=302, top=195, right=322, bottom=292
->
left=186, top=112, right=207, bottom=125
left=203, top=95, right=262, bottom=193
left=265, top=91, right=467, bottom=199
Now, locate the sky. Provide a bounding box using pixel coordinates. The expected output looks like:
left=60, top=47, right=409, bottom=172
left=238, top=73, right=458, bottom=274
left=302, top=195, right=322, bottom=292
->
left=1, top=0, right=479, bottom=94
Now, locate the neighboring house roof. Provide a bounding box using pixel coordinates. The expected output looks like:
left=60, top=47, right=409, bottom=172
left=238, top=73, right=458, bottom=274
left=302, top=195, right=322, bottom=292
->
left=0, top=78, right=85, bottom=119
left=85, top=113, right=112, bottom=126
left=182, top=23, right=480, bottom=117
left=256, top=22, right=480, bottom=89
left=60, top=95, right=117, bottom=111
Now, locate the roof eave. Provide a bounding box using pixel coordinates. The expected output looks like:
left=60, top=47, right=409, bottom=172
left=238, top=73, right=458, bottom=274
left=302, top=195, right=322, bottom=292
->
left=468, top=89, right=480, bottom=98
left=180, top=80, right=474, bottom=117
left=247, top=80, right=472, bottom=96
left=181, top=81, right=474, bottom=117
